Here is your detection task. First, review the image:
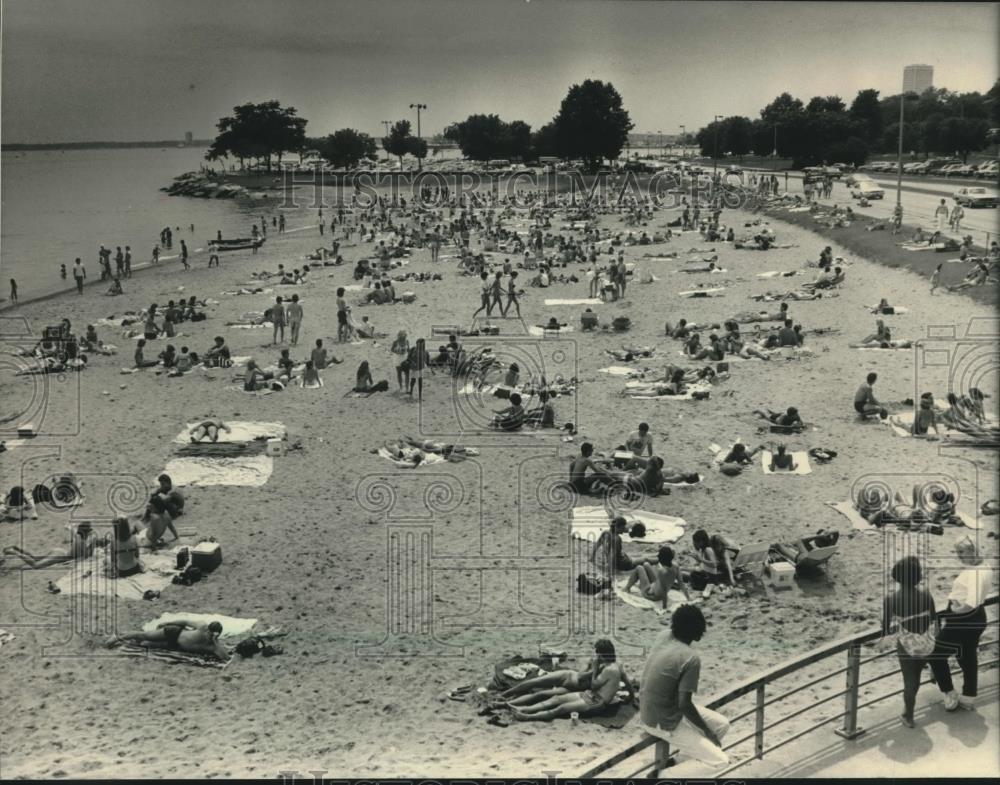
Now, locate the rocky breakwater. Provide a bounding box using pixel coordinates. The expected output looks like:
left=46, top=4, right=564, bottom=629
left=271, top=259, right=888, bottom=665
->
left=162, top=171, right=271, bottom=200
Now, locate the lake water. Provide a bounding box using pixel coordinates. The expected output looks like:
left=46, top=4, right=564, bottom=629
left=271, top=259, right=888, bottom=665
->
left=1, top=147, right=270, bottom=303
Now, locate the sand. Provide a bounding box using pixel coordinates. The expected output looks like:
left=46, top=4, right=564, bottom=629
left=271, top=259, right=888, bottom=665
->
left=0, top=193, right=997, bottom=778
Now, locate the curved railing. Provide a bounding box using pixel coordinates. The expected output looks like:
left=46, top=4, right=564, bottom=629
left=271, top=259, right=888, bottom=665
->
left=580, top=594, right=999, bottom=779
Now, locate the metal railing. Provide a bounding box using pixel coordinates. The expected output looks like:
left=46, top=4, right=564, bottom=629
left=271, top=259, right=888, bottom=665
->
left=580, top=594, right=999, bottom=778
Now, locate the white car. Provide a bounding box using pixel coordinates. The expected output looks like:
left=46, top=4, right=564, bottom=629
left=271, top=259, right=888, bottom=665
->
left=845, top=173, right=876, bottom=188
left=953, top=187, right=998, bottom=208
left=851, top=181, right=885, bottom=200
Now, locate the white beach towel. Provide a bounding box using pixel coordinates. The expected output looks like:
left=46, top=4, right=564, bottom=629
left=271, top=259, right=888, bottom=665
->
left=679, top=288, right=725, bottom=297
left=853, top=341, right=912, bottom=351
left=528, top=325, right=575, bottom=336
left=625, top=381, right=711, bottom=401
left=55, top=547, right=178, bottom=601
left=571, top=506, right=686, bottom=544
left=163, top=455, right=274, bottom=487
left=142, top=612, right=258, bottom=638
left=613, top=581, right=689, bottom=615
left=761, top=451, right=812, bottom=475
left=826, top=500, right=981, bottom=531
left=173, top=421, right=285, bottom=445
left=599, top=366, right=643, bottom=377
left=544, top=298, right=602, bottom=306
left=665, top=474, right=704, bottom=488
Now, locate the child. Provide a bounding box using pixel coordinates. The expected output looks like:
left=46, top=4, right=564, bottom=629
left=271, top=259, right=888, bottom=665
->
left=300, top=360, right=323, bottom=388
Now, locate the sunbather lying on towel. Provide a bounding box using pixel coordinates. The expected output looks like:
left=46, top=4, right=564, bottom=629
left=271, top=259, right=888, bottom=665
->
left=403, top=436, right=479, bottom=458
left=510, top=639, right=635, bottom=721
left=622, top=545, right=691, bottom=603
left=734, top=303, right=789, bottom=324
left=588, top=455, right=667, bottom=498
left=501, top=663, right=595, bottom=700
left=753, top=407, right=804, bottom=431
left=1, top=523, right=97, bottom=570
left=771, top=530, right=839, bottom=566
left=189, top=418, right=232, bottom=443
left=109, top=618, right=229, bottom=660
left=854, top=483, right=958, bottom=528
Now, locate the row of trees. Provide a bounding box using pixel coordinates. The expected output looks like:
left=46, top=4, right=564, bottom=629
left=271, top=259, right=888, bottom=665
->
left=205, top=79, right=997, bottom=172
left=205, top=80, right=634, bottom=172
left=695, top=81, right=999, bottom=167
left=444, top=80, right=633, bottom=170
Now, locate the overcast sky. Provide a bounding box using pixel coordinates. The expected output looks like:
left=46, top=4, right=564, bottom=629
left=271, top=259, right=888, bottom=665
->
left=2, top=0, right=997, bottom=143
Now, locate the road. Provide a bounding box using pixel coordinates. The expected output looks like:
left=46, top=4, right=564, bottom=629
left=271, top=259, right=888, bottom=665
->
left=765, top=171, right=1000, bottom=248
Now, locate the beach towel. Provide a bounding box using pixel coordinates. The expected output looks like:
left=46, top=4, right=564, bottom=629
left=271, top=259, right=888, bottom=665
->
left=163, top=455, right=274, bottom=487
left=228, top=323, right=270, bottom=329
left=826, top=500, right=981, bottom=531
left=544, top=298, right=602, bottom=306
left=107, top=641, right=231, bottom=669
left=55, top=547, right=178, bottom=600
left=376, top=446, right=447, bottom=468
left=173, top=421, right=285, bottom=445
left=757, top=271, right=796, bottom=278
left=527, top=325, right=575, bottom=336
left=761, top=451, right=812, bottom=475
left=599, top=366, right=643, bottom=377
left=624, top=381, right=711, bottom=401
left=867, top=305, right=909, bottom=315
left=614, top=581, right=689, bottom=615
left=571, top=506, right=685, bottom=544
left=142, top=612, right=257, bottom=638
left=853, top=341, right=912, bottom=351
left=679, top=288, right=725, bottom=298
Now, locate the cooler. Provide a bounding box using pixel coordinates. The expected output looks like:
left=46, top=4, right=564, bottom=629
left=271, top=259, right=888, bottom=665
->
left=191, top=542, right=222, bottom=573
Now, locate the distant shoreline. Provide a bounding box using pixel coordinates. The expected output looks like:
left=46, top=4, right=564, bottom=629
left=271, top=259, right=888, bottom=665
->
left=2, top=140, right=212, bottom=152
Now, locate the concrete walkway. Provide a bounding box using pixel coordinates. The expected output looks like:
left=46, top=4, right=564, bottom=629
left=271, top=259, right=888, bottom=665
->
left=727, top=669, right=998, bottom=779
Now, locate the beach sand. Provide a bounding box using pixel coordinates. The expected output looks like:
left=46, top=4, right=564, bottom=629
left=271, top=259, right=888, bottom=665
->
left=0, top=195, right=997, bottom=778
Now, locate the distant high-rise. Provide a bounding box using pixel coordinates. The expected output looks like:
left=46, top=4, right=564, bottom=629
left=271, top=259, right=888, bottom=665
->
left=903, top=64, right=933, bottom=94
left=184, top=131, right=193, bottom=144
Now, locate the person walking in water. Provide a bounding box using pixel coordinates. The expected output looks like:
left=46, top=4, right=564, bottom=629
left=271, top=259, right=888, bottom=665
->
left=9, top=279, right=18, bottom=304
left=180, top=240, right=189, bottom=270
left=72, top=258, right=86, bottom=294
left=123, top=246, right=132, bottom=278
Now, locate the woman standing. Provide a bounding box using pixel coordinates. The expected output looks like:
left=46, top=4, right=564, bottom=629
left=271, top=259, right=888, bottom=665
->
left=880, top=556, right=938, bottom=728
left=928, top=538, right=992, bottom=711
left=391, top=331, right=410, bottom=391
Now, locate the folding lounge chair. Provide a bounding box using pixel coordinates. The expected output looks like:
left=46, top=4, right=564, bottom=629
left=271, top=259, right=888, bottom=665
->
left=770, top=542, right=839, bottom=572
left=730, top=542, right=771, bottom=580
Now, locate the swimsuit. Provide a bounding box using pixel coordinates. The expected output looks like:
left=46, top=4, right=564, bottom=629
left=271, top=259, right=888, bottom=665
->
left=162, top=624, right=184, bottom=649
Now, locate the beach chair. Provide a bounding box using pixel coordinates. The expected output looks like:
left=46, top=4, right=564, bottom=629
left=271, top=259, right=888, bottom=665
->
left=770, top=540, right=839, bottom=573
left=730, top=542, right=771, bottom=580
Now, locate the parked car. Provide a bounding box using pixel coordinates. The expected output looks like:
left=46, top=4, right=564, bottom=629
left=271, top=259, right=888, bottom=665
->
left=975, top=161, right=998, bottom=179
left=845, top=172, right=876, bottom=188
left=953, top=186, right=999, bottom=208
left=850, top=181, right=885, bottom=200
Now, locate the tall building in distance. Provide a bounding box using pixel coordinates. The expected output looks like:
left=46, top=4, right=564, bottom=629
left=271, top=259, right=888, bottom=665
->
left=903, top=64, right=933, bottom=94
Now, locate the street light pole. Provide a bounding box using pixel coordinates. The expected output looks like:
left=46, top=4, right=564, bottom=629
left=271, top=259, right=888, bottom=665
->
left=409, top=103, right=427, bottom=171
left=773, top=124, right=778, bottom=158
left=712, top=115, right=723, bottom=179
left=679, top=125, right=685, bottom=155
left=896, top=91, right=904, bottom=208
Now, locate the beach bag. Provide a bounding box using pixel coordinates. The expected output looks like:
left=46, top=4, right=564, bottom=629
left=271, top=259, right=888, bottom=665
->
left=689, top=572, right=709, bottom=591
left=612, top=316, right=631, bottom=332
left=629, top=522, right=647, bottom=539
left=371, top=380, right=390, bottom=393
left=576, top=573, right=609, bottom=595
left=897, top=612, right=935, bottom=657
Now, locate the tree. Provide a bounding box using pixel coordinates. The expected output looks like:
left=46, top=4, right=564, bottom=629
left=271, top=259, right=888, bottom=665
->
left=443, top=114, right=533, bottom=161
left=850, top=89, right=883, bottom=146
left=760, top=92, right=804, bottom=123
left=806, top=95, right=846, bottom=114
left=940, top=117, right=990, bottom=162
left=552, top=79, right=633, bottom=170
left=721, top=116, right=753, bottom=160
left=205, top=101, right=307, bottom=171
left=985, top=79, right=1000, bottom=125
left=826, top=136, right=869, bottom=167
left=382, top=119, right=416, bottom=166
left=531, top=122, right=559, bottom=159
left=315, top=128, right=377, bottom=169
